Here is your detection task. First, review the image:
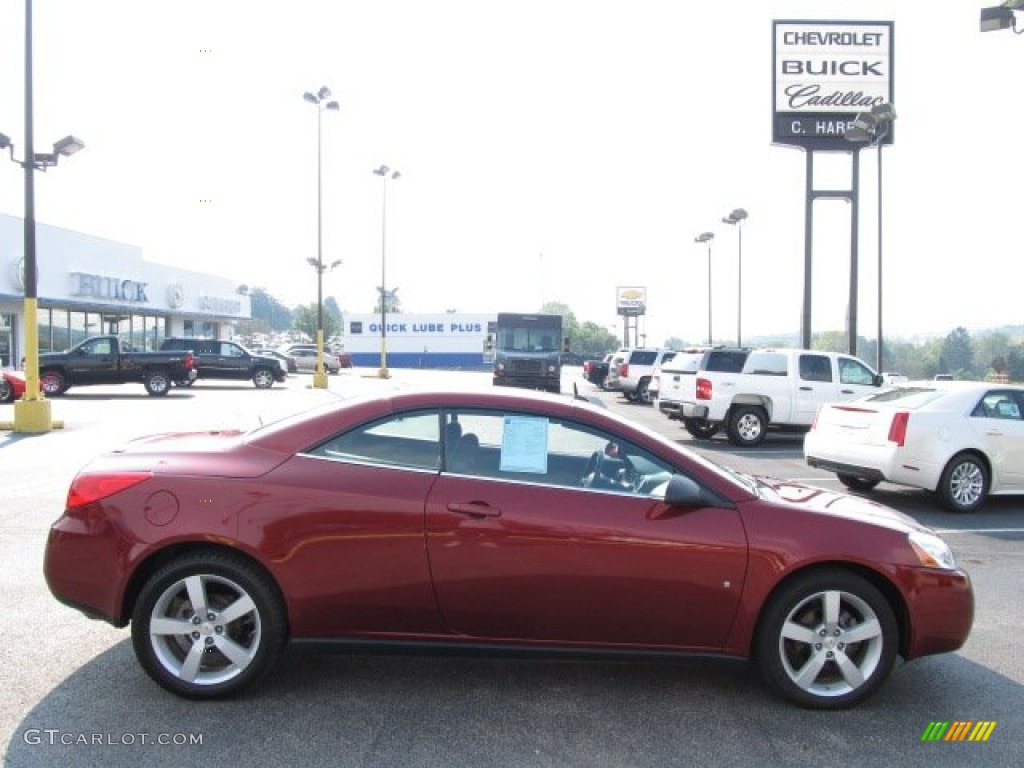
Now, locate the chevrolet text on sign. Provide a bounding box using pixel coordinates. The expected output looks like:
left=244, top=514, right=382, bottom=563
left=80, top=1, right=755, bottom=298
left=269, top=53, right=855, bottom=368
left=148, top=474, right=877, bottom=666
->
left=772, top=20, right=894, bottom=150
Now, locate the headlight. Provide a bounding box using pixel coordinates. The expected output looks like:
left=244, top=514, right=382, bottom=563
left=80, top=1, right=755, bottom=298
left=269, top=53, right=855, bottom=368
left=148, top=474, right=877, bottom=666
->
left=908, top=530, right=957, bottom=570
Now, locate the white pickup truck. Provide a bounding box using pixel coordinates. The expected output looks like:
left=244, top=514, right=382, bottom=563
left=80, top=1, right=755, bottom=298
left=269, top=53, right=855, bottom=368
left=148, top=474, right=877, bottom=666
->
left=678, top=348, right=884, bottom=446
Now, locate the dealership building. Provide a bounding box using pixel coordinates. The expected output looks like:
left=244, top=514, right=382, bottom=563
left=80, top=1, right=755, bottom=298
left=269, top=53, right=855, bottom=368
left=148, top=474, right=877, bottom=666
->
left=0, top=213, right=251, bottom=368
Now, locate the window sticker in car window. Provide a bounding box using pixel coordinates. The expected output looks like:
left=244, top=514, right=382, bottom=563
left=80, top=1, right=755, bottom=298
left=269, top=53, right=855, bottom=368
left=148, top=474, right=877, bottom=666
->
left=499, top=415, right=549, bottom=473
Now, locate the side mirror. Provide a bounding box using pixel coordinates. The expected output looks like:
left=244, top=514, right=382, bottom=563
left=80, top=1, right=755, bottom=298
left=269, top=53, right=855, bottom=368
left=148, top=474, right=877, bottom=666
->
left=873, top=374, right=884, bottom=386
left=664, top=474, right=707, bottom=507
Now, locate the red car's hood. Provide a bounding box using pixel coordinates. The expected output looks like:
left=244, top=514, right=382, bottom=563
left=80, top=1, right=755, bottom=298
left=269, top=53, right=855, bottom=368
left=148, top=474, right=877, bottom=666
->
left=752, top=476, right=923, bottom=533
left=81, top=429, right=287, bottom=478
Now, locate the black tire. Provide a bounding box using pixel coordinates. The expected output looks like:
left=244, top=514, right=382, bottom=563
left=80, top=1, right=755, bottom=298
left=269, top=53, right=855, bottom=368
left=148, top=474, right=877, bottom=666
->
left=623, top=389, right=639, bottom=403
left=937, top=452, right=988, bottom=513
left=0, top=378, right=12, bottom=403
left=637, top=378, right=653, bottom=404
left=144, top=370, right=172, bottom=396
left=727, top=405, right=768, bottom=447
left=755, top=569, right=898, bottom=709
left=40, top=370, right=68, bottom=396
left=131, top=551, right=286, bottom=699
left=252, top=368, right=275, bottom=389
left=837, top=473, right=881, bottom=492
left=684, top=419, right=720, bottom=440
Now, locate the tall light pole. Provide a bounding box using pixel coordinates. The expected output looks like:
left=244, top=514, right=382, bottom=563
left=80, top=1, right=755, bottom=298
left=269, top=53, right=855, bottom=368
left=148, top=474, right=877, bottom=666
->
left=372, top=164, right=400, bottom=379
left=2, top=0, right=83, bottom=432
left=721, top=208, right=748, bottom=347
left=846, top=102, right=896, bottom=372
left=694, top=232, right=715, bottom=345
left=303, top=85, right=339, bottom=389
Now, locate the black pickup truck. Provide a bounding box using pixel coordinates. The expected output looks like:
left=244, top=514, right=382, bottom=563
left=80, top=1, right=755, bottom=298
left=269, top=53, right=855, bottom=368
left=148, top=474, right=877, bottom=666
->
left=39, top=336, right=197, bottom=396
left=582, top=353, right=613, bottom=388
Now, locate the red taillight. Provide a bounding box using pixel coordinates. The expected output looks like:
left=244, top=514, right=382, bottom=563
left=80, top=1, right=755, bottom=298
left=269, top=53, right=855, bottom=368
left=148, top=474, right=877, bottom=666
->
left=66, top=472, right=153, bottom=509
left=619, top=363, right=629, bottom=378
left=696, top=377, right=712, bottom=400
left=184, top=351, right=195, bottom=369
left=887, top=411, right=910, bottom=447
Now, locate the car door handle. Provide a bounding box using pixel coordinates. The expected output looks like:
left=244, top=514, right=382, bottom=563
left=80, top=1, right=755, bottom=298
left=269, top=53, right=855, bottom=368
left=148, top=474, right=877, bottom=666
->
left=985, top=430, right=1004, bottom=436
left=447, top=502, right=502, bottom=518
left=840, top=389, right=855, bottom=394
left=799, top=386, right=813, bottom=391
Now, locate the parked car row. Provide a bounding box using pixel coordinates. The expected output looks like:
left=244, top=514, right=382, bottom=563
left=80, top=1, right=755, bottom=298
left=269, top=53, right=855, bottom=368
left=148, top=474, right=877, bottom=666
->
left=604, top=347, right=678, bottom=403
left=636, top=343, right=1024, bottom=513
left=0, top=337, right=362, bottom=400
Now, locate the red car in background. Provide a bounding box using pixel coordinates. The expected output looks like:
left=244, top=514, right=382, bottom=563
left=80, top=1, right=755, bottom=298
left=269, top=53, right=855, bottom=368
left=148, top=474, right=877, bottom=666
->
left=1, top=369, right=26, bottom=403
left=43, top=387, right=973, bottom=708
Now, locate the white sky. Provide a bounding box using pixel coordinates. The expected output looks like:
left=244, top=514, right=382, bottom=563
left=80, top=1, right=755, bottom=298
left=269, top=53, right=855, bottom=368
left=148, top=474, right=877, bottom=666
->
left=0, top=0, right=1020, bottom=347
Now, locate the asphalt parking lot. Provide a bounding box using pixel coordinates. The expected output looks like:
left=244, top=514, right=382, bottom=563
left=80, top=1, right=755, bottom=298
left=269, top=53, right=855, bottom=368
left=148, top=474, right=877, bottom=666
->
left=1, top=369, right=1021, bottom=768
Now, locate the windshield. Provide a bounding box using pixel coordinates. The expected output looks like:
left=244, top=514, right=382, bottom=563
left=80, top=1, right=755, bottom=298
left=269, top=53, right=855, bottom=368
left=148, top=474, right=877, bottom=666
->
left=579, top=400, right=758, bottom=495
left=498, top=326, right=560, bottom=353
left=863, top=386, right=943, bottom=409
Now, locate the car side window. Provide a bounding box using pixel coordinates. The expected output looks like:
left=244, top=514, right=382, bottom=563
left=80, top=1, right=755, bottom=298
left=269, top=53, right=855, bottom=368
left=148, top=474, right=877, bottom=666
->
left=744, top=352, right=787, bottom=376
left=973, top=391, right=1023, bottom=420
left=704, top=350, right=747, bottom=373
left=306, top=410, right=441, bottom=470
left=82, top=338, right=112, bottom=355
left=799, top=354, right=833, bottom=383
left=839, top=357, right=876, bottom=386
left=443, top=408, right=674, bottom=497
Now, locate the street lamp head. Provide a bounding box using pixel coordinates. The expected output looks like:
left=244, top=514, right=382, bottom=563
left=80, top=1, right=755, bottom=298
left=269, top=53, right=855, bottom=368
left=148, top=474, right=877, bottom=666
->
left=844, top=121, right=874, bottom=143
left=325, top=100, right=340, bottom=111
left=303, top=91, right=319, bottom=104
left=870, top=102, right=897, bottom=123
left=0, top=132, right=11, bottom=150
left=373, top=165, right=391, bottom=176
left=52, top=135, right=84, bottom=157
left=695, top=232, right=714, bottom=244
left=980, top=4, right=1017, bottom=31
left=329, top=259, right=342, bottom=269
left=846, top=103, right=896, bottom=144
left=723, top=208, right=748, bottom=225
left=317, top=86, right=332, bottom=100
left=391, top=170, right=401, bottom=180
left=307, top=257, right=320, bottom=268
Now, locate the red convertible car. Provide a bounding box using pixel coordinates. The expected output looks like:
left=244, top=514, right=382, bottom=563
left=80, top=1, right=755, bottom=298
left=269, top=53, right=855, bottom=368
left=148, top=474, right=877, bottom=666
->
left=1, top=369, right=26, bottom=403
left=44, top=387, right=973, bottom=708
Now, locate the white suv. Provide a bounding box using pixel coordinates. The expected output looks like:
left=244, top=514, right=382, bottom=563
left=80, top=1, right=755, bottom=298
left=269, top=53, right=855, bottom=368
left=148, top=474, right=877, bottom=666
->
left=604, top=347, right=677, bottom=404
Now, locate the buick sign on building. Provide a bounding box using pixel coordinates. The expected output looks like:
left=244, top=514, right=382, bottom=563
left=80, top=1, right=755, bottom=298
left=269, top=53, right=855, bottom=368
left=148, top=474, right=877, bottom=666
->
left=773, top=20, right=894, bottom=150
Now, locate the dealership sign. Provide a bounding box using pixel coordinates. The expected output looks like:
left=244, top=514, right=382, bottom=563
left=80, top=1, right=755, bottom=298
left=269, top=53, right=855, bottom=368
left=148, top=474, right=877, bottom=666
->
left=773, top=20, right=894, bottom=150
left=616, top=286, right=646, bottom=317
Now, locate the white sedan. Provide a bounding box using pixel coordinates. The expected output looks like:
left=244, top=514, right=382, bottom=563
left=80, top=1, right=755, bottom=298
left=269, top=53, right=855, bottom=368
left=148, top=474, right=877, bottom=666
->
left=290, top=347, right=341, bottom=374
left=805, top=381, right=1024, bottom=512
